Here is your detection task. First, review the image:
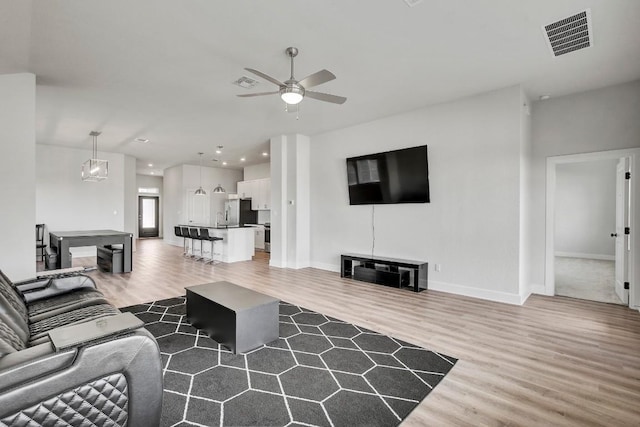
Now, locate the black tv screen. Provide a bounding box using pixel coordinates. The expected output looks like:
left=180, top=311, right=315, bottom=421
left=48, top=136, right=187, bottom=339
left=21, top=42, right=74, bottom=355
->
left=346, top=145, right=430, bottom=205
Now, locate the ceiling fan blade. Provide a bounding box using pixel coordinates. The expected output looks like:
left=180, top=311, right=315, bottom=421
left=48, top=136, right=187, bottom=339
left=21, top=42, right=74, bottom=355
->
left=298, top=69, right=336, bottom=89
left=244, top=68, right=285, bottom=87
left=305, top=91, right=347, bottom=104
left=237, top=91, right=279, bottom=98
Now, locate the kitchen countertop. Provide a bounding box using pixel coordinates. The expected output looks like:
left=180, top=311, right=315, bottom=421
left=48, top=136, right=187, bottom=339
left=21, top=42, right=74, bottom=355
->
left=178, top=224, right=255, bottom=230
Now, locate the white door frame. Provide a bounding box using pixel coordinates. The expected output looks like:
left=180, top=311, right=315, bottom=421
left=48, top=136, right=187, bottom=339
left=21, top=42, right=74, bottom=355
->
left=545, top=148, right=640, bottom=308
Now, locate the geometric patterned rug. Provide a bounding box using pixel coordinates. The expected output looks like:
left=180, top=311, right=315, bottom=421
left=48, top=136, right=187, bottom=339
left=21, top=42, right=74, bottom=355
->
left=121, top=296, right=457, bottom=427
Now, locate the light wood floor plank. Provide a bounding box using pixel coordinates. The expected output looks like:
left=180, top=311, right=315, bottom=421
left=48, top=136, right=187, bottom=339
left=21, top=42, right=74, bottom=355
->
left=66, top=239, right=640, bottom=426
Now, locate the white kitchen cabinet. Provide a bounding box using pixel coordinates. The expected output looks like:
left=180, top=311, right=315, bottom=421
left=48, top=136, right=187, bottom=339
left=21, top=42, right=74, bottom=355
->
left=237, top=181, right=251, bottom=199
left=248, top=180, right=261, bottom=210
left=237, top=178, right=271, bottom=210
left=259, top=179, right=271, bottom=210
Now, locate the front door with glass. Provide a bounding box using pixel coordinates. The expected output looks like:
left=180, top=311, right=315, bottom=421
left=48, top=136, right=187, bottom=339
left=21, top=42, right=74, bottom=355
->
left=139, top=196, right=159, bottom=238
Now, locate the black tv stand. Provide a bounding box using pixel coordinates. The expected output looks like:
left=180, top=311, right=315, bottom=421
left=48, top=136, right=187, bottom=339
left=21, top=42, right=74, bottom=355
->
left=340, top=253, right=428, bottom=292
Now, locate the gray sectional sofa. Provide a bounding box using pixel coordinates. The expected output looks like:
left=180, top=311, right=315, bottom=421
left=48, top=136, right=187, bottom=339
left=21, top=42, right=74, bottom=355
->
left=0, top=270, right=163, bottom=426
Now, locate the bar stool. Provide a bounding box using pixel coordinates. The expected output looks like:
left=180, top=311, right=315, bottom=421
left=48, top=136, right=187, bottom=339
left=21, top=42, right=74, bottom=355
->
left=181, top=226, right=192, bottom=257
left=188, top=227, right=204, bottom=260
left=200, top=228, right=224, bottom=264
left=174, top=226, right=188, bottom=256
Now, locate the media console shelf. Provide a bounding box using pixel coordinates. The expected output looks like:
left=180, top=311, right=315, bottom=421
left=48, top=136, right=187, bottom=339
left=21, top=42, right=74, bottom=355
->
left=341, top=253, right=428, bottom=293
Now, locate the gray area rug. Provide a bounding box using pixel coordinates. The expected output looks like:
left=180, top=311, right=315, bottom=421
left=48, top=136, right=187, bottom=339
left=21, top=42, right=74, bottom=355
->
left=121, top=296, right=456, bottom=426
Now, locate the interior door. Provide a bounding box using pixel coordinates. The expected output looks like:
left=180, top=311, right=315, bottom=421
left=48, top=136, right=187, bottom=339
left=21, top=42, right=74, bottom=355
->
left=138, top=196, right=159, bottom=238
left=187, top=190, right=210, bottom=226
left=614, top=158, right=629, bottom=304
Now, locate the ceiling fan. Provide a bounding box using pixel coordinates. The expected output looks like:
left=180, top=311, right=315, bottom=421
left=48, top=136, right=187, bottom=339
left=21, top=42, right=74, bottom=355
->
left=238, top=47, right=347, bottom=106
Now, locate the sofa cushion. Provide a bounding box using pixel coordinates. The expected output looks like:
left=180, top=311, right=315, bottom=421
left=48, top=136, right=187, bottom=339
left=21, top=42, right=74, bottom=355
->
left=0, top=272, right=28, bottom=326
left=29, top=304, right=120, bottom=344
left=27, top=289, right=107, bottom=320
left=0, top=317, right=26, bottom=356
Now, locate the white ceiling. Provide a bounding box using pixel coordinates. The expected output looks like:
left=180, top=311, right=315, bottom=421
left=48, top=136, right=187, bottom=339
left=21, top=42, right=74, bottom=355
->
left=2, top=0, right=640, bottom=175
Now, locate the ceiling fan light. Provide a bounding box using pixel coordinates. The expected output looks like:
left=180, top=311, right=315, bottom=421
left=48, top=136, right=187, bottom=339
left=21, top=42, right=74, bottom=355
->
left=281, top=92, right=303, bottom=105
left=280, top=86, right=304, bottom=105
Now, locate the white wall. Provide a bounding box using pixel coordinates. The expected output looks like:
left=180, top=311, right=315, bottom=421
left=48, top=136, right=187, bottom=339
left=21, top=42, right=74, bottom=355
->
left=137, top=174, right=164, bottom=238
left=270, top=134, right=311, bottom=269
left=531, top=79, right=640, bottom=288
left=519, top=90, right=533, bottom=300
left=310, top=85, right=525, bottom=303
left=36, top=144, right=129, bottom=257
left=555, top=159, right=617, bottom=259
left=124, top=156, right=137, bottom=250
left=244, top=163, right=270, bottom=180
left=0, top=73, right=35, bottom=280
left=162, top=165, right=183, bottom=246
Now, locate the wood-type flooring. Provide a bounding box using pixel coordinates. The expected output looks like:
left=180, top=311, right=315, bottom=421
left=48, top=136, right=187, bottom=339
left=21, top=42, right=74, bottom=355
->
left=68, top=239, right=640, bottom=426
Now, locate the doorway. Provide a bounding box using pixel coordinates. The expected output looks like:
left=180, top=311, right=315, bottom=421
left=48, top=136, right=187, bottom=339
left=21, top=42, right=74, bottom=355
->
left=545, top=148, right=638, bottom=307
left=554, top=159, right=621, bottom=304
left=139, top=196, right=159, bottom=238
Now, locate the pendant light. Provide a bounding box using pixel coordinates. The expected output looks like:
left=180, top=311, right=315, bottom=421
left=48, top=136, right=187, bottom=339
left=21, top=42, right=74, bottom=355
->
left=213, top=184, right=226, bottom=194
left=194, top=152, right=206, bottom=195
left=81, top=131, right=108, bottom=181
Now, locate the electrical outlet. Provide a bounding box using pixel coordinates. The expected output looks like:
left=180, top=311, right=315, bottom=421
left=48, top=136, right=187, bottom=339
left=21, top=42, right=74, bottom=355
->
left=435, top=264, right=441, bottom=272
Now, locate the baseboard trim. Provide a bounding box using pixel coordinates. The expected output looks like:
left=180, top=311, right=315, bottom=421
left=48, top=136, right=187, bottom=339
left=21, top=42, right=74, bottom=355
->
left=269, top=260, right=286, bottom=268
left=428, top=280, right=525, bottom=305
left=164, top=237, right=182, bottom=247
left=310, top=262, right=341, bottom=273
left=555, top=252, right=614, bottom=261
left=310, top=262, right=524, bottom=304
left=531, top=283, right=551, bottom=296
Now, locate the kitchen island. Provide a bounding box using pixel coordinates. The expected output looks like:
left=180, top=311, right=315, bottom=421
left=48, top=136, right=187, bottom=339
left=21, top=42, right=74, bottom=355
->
left=180, top=225, right=255, bottom=263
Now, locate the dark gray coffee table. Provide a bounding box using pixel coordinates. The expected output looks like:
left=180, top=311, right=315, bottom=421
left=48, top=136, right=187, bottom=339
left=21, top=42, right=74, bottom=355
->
left=185, top=281, right=279, bottom=354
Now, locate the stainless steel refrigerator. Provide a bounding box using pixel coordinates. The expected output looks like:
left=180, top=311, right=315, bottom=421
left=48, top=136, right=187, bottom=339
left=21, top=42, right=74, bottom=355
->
left=224, top=199, right=257, bottom=226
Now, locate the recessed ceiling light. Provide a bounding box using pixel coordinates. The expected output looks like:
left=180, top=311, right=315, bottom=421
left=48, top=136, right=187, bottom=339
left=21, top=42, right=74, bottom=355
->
left=148, top=163, right=153, bottom=167
left=150, top=172, right=155, bottom=175
left=539, top=95, right=551, bottom=101
left=222, top=161, right=227, bottom=166
left=262, top=152, right=269, bottom=157
left=135, top=138, right=149, bottom=143
left=240, top=157, right=246, bottom=162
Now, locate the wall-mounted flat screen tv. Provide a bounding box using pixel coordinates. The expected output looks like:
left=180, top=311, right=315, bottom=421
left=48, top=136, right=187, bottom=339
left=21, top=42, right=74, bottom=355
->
left=346, top=145, right=430, bottom=205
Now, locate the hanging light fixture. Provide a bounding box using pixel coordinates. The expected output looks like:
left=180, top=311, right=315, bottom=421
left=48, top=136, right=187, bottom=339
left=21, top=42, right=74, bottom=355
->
left=194, top=152, right=206, bottom=195
left=81, top=131, right=108, bottom=181
left=213, top=184, right=226, bottom=194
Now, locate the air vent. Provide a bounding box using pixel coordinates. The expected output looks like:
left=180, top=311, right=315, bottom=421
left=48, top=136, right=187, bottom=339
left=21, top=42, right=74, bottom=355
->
left=543, top=9, right=593, bottom=57
left=232, top=76, right=259, bottom=89
left=403, top=0, right=423, bottom=7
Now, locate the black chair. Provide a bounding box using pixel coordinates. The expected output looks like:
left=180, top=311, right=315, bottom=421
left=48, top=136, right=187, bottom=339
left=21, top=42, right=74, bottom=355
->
left=36, top=224, right=46, bottom=262
left=200, top=228, right=224, bottom=264
left=174, top=226, right=187, bottom=256
left=188, top=228, right=204, bottom=260
left=181, top=226, right=192, bottom=257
